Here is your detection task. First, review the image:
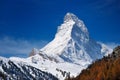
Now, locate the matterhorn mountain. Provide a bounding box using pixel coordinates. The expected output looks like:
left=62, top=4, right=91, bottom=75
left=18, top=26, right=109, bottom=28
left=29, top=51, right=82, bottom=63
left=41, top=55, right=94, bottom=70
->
left=0, top=13, right=112, bottom=80
left=40, top=13, right=111, bottom=63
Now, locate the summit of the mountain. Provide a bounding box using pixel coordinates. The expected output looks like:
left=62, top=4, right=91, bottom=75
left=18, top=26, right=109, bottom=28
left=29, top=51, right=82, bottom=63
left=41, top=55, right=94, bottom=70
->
left=56, top=12, right=89, bottom=40
left=64, top=13, right=77, bottom=22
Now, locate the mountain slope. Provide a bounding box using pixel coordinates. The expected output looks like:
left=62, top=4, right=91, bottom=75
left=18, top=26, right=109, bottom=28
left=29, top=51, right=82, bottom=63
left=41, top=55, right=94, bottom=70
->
left=0, top=57, right=58, bottom=80
left=66, top=46, right=120, bottom=80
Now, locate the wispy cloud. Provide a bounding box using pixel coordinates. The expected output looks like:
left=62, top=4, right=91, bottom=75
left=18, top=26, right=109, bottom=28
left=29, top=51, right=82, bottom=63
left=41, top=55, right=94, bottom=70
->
left=105, top=42, right=120, bottom=49
left=0, top=36, right=119, bottom=58
left=0, top=37, right=48, bottom=57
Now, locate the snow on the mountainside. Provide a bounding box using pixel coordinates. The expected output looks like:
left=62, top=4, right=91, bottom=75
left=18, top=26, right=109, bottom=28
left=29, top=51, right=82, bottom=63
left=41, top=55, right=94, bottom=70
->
left=10, top=55, right=90, bottom=79
left=0, top=56, right=58, bottom=80
left=98, top=42, right=113, bottom=56
left=40, top=20, right=75, bottom=55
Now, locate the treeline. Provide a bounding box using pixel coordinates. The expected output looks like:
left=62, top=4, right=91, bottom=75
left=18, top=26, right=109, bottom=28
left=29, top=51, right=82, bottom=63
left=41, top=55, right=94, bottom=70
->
left=66, top=46, right=120, bottom=80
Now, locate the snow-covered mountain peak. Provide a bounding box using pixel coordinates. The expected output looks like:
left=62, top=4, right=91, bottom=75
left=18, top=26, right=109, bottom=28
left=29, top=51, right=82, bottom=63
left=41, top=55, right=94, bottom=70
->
left=56, top=13, right=89, bottom=42
left=26, top=13, right=112, bottom=79
left=40, top=13, right=91, bottom=57
left=63, top=13, right=88, bottom=33
left=40, top=12, right=111, bottom=62
left=64, top=13, right=78, bottom=22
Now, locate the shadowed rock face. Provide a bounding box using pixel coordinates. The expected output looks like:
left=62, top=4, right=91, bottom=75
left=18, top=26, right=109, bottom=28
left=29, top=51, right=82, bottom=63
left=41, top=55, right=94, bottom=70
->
left=113, top=46, right=120, bottom=56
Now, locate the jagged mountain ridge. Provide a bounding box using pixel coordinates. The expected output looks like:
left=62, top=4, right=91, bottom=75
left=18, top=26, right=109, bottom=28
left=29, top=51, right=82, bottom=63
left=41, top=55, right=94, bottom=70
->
left=0, top=57, right=58, bottom=80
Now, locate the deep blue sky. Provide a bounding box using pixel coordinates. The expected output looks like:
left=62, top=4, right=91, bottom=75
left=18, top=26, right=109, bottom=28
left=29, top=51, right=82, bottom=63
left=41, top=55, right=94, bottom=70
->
left=0, top=0, right=120, bottom=57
